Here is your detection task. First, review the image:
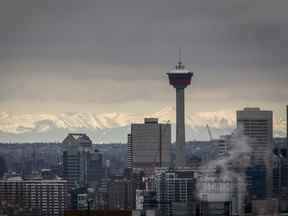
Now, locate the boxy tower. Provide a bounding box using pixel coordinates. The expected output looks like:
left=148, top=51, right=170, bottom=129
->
left=167, top=60, right=193, bottom=167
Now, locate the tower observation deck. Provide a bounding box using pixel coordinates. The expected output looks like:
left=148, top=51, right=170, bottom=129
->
left=167, top=61, right=193, bottom=167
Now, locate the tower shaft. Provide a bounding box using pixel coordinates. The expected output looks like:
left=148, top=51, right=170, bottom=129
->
left=176, top=88, right=185, bottom=167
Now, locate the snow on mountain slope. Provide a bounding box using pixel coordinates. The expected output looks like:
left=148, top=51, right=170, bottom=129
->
left=0, top=107, right=234, bottom=133
left=0, top=112, right=138, bottom=133
left=0, top=107, right=285, bottom=143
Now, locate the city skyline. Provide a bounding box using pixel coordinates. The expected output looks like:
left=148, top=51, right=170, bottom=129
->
left=1, top=1, right=288, bottom=216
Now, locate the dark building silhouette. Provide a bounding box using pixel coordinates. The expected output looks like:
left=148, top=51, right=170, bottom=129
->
left=237, top=108, right=273, bottom=199
left=108, top=176, right=136, bottom=210
left=62, top=134, right=104, bottom=189
left=0, top=156, right=7, bottom=178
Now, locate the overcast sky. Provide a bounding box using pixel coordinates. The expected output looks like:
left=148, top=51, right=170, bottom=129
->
left=0, top=0, right=287, bottom=117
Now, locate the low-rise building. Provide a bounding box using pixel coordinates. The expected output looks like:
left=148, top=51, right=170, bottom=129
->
left=0, top=176, right=67, bottom=216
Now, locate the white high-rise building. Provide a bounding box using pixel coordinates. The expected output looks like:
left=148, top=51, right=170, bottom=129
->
left=129, top=118, right=171, bottom=174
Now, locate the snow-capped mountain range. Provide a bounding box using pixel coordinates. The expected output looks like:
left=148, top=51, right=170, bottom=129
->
left=0, top=107, right=285, bottom=143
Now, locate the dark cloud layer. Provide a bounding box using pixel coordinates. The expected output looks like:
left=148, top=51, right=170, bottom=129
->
left=1, top=0, right=288, bottom=67
left=0, top=0, right=287, bottom=111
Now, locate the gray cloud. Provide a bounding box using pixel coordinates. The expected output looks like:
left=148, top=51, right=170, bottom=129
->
left=0, top=0, right=287, bottom=110
left=1, top=0, right=288, bottom=66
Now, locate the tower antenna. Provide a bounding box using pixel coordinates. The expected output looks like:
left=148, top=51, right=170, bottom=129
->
left=178, top=48, right=182, bottom=63
left=176, top=48, right=185, bottom=70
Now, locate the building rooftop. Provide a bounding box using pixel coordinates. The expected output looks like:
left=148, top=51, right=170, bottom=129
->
left=69, top=133, right=91, bottom=142
left=144, top=118, right=158, bottom=124
left=243, top=107, right=261, bottom=111
left=62, top=133, right=92, bottom=147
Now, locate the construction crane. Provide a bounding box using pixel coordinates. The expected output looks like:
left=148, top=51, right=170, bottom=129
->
left=206, top=124, right=213, bottom=141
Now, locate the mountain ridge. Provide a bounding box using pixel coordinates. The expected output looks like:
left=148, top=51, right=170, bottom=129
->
left=0, top=107, right=285, bottom=143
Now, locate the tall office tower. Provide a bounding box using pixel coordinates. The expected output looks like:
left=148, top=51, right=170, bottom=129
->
left=167, top=60, right=193, bottom=167
left=0, top=177, right=67, bottom=216
left=127, top=134, right=133, bottom=170
left=273, top=138, right=288, bottom=197
left=273, top=154, right=282, bottom=196
left=87, top=149, right=104, bottom=187
left=129, top=118, right=171, bottom=175
left=63, top=133, right=103, bottom=189
left=237, top=108, right=273, bottom=198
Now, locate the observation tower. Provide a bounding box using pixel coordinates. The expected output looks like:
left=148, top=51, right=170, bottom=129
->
left=167, top=59, right=193, bottom=167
